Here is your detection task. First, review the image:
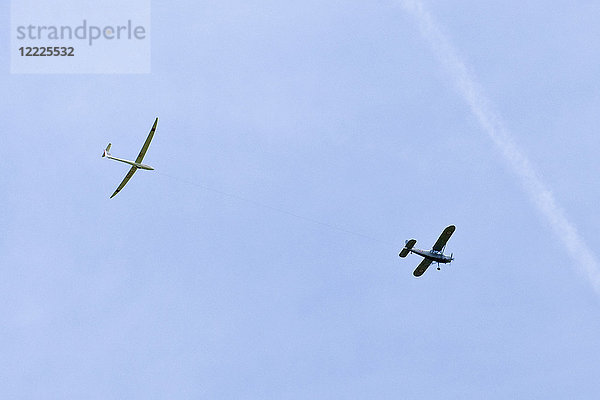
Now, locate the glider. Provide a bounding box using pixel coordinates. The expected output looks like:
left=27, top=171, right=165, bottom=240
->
left=102, top=117, right=158, bottom=198
left=399, top=225, right=455, bottom=277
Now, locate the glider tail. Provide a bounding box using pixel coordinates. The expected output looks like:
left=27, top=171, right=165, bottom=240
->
left=399, top=239, right=417, bottom=258
left=102, top=143, right=112, bottom=157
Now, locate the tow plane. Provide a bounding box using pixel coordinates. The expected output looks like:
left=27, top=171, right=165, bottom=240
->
left=399, top=225, right=455, bottom=277
left=102, top=117, right=158, bottom=198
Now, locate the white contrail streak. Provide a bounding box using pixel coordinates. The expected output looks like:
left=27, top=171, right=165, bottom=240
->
left=400, top=0, right=600, bottom=294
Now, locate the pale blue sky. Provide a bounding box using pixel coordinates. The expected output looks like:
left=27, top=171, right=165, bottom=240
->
left=2, top=1, right=600, bottom=398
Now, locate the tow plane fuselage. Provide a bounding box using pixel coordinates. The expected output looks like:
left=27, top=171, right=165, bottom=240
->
left=407, top=247, right=453, bottom=264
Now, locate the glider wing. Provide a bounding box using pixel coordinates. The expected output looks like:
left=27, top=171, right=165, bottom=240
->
left=135, top=117, right=158, bottom=164
left=110, top=166, right=137, bottom=198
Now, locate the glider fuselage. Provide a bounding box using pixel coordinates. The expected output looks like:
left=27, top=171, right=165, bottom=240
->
left=107, top=155, right=154, bottom=170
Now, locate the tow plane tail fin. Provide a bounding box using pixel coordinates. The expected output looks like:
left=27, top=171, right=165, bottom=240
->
left=399, top=239, right=417, bottom=258
left=102, top=143, right=112, bottom=157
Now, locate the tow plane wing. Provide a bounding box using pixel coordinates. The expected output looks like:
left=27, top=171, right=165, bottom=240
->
left=432, top=225, right=455, bottom=252
left=413, top=258, right=433, bottom=277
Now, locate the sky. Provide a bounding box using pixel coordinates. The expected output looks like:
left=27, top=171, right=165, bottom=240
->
left=2, top=0, right=600, bottom=398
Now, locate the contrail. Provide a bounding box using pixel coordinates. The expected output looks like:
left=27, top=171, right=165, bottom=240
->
left=400, top=0, right=600, bottom=294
